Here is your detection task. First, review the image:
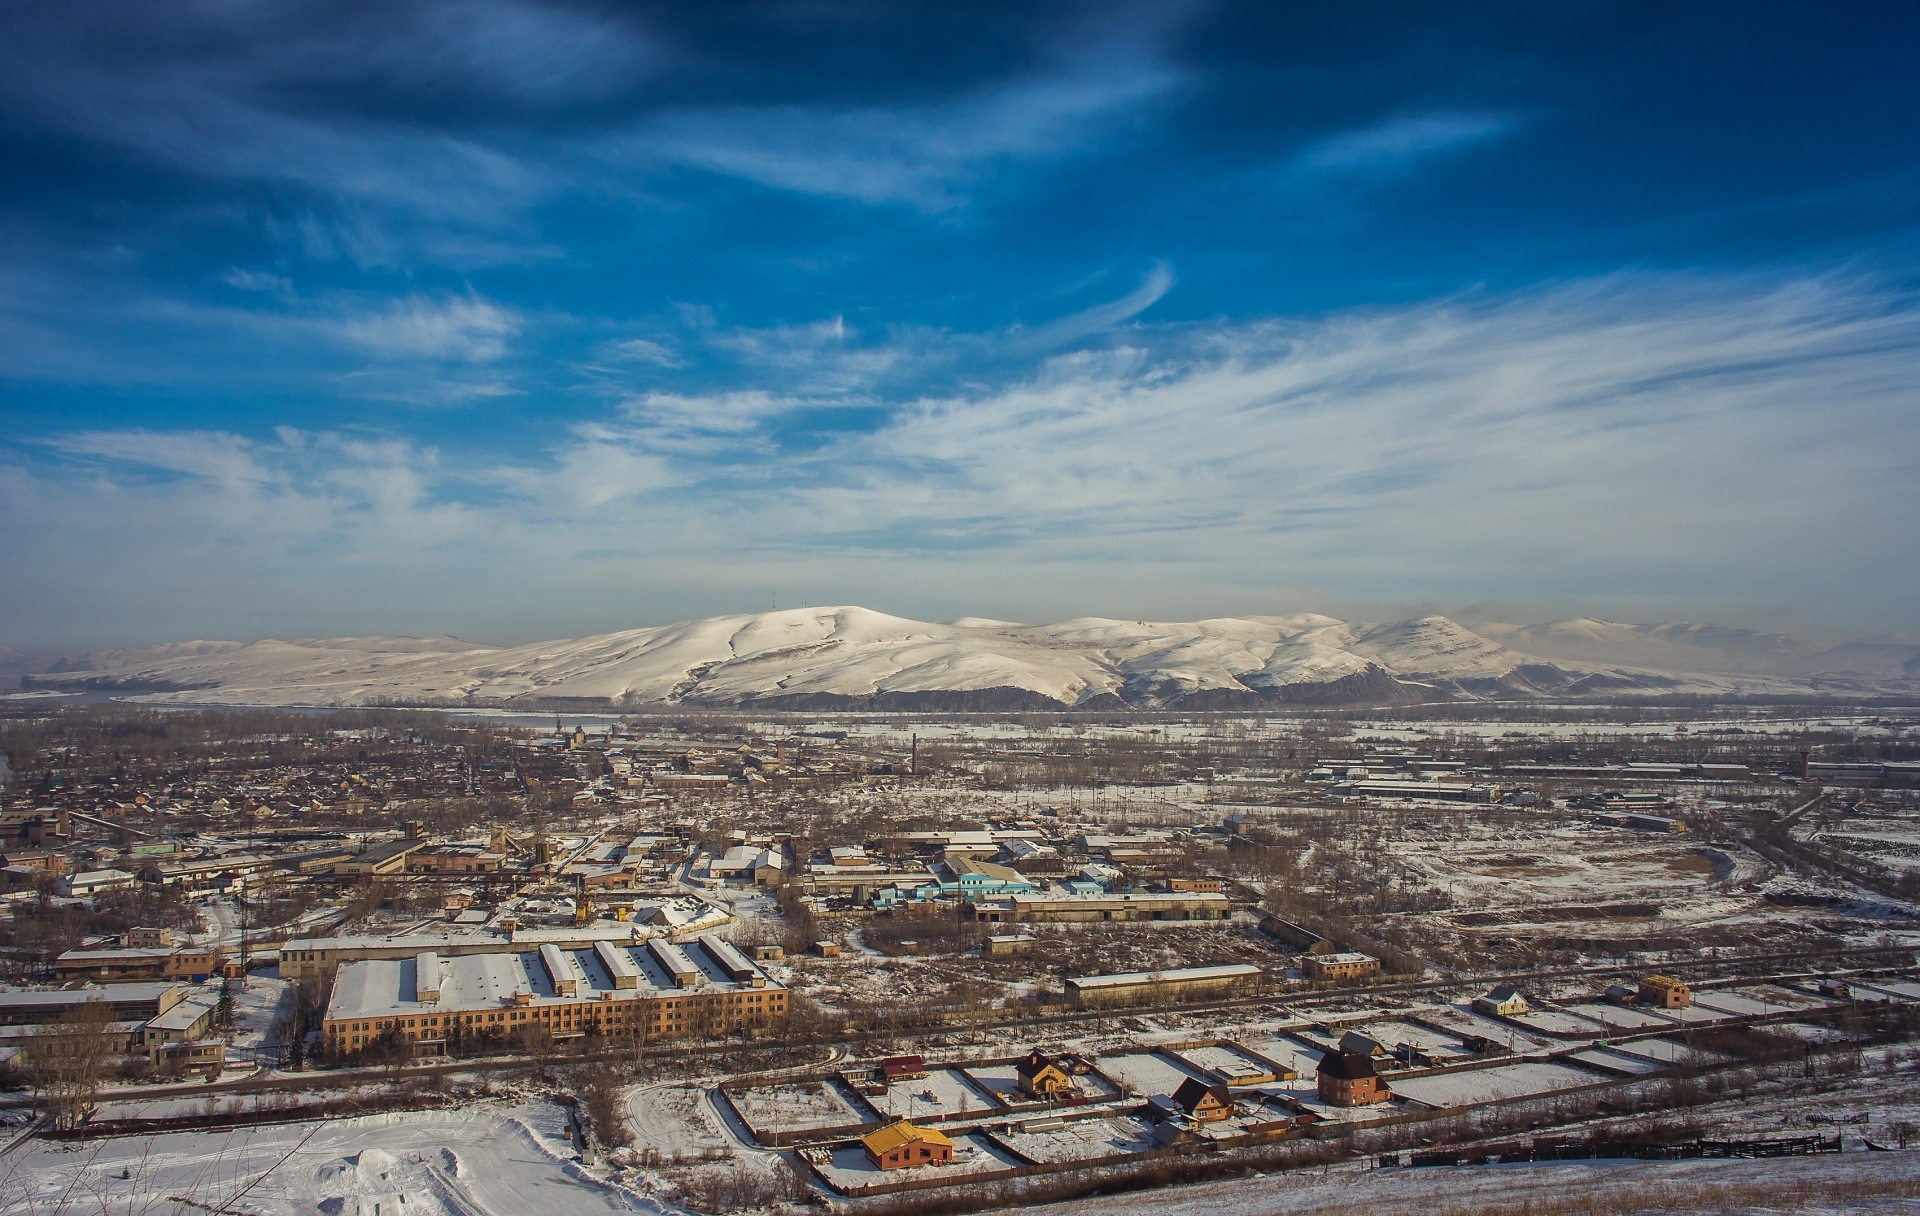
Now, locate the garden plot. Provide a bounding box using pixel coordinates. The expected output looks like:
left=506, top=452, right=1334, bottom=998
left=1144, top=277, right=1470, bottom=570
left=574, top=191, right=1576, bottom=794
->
left=1856, top=978, right=1920, bottom=1001
left=1507, top=1007, right=1607, bottom=1036
left=1752, top=984, right=1840, bottom=1011
left=1690, top=989, right=1791, bottom=1017
left=1178, top=1043, right=1289, bottom=1084
left=1561, top=1002, right=1673, bottom=1030
left=1605, top=1037, right=1729, bottom=1066
left=867, top=1068, right=999, bottom=1122
left=814, top=1133, right=1021, bottom=1191
left=1256, top=1036, right=1326, bottom=1078
left=962, top=1061, right=1037, bottom=1104
left=1421, top=1006, right=1553, bottom=1051
left=1096, top=1051, right=1211, bottom=1098
left=998, top=1115, right=1153, bottom=1163
left=1566, top=1048, right=1666, bottom=1076
left=1388, top=1061, right=1602, bottom=1108
left=1344, top=1021, right=1477, bottom=1061
left=1662, top=1003, right=1734, bottom=1025
left=728, top=1080, right=866, bottom=1134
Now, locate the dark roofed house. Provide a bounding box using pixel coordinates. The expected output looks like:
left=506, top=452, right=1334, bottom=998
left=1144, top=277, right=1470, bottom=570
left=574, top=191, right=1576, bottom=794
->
left=1338, top=1030, right=1388, bottom=1057
left=1015, top=1048, right=1077, bottom=1098
left=1171, top=1077, right=1234, bottom=1121
left=1316, top=1050, right=1390, bottom=1107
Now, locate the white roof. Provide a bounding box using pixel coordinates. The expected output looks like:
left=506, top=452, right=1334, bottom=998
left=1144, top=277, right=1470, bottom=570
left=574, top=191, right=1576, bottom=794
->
left=1068, top=964, right=1260, bottom=989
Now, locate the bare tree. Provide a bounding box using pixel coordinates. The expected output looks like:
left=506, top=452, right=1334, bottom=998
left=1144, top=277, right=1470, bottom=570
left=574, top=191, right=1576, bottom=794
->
left=24, top=1000, right=119, bottom=1131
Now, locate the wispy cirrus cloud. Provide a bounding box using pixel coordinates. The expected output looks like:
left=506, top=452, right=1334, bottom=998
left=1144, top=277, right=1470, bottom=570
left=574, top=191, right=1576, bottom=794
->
left=330, top=293, right=520, bottom=362
left=1299, top=109, right=1522, bottom=172
left=8, top=271, right=1918, bottom=644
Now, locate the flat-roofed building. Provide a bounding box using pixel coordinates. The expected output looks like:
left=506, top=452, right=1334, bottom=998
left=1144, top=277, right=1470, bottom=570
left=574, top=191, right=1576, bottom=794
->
left=279, top=902, right=733, bottom=979
left=56, top=868, right=136, bottom=897
left=1301, top=952, right=1381, bottom=982
left=1064, top=963, right=1261, bottom=1008
left=965, top=891, right=1233, bottom=924
left=333, top=838, right=432, bottom=878
left=321, top=937, right=785, bottom=1057
left=53, top=945, right=222, bottom=984
left=0, top=982, right=185, bottom=1026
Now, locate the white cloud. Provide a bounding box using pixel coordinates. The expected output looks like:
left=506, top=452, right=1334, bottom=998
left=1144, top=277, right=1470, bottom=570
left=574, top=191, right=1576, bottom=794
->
left=6, top=272, right=1919, bottom=645
left=331, top=293, right=519, bottom=362
left=616, top=41, right=1184, bottom=209
left=1295, top=110, right=1521, bottom=174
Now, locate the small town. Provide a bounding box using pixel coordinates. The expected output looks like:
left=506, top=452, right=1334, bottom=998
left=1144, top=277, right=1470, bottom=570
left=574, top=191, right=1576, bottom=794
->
left=1, top=700, right=1918, bottom=1211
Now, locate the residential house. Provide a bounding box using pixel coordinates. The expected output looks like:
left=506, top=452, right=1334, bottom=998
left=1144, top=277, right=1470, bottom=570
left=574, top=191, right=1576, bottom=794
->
left=1316, top=1050, right=1390, bottom=1107
left=1170, top=1077, right=1234, bottom=1121
left=1473, top=985, right=1528, bottom=1017
left=860, top=1120, right=954, bottom=1170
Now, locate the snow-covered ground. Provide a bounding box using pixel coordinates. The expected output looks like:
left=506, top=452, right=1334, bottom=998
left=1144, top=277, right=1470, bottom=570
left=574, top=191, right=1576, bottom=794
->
left=727, top=1080, right=865, bottom=1134
left=1083, top=1052, right=1208, bottom=1099
left=998, top=1115, right=1153, bottom=1163
left=1389, top=1061, right=1603, bottom=1108
left=0, top=1102, right=660, bottom=1216
left=1029, top=1150, right=1920, bottom=1216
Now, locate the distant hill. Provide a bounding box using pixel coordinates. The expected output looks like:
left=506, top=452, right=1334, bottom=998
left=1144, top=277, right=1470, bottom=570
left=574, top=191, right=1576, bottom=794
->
left=21, top=607, right=1918, bottom=709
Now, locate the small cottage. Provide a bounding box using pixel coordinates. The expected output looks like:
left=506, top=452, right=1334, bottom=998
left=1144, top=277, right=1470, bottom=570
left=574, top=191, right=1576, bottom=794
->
left=860, top=1120, right=954, bottom=1170
left=1473, top=985, right=1528, bottom=1017
left=1171, top=1077, right=1234, bottom=1121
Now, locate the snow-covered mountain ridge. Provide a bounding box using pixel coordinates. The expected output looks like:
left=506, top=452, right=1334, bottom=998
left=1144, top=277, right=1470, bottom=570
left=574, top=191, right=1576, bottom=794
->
left=20, top=606, right=1920, bottom=709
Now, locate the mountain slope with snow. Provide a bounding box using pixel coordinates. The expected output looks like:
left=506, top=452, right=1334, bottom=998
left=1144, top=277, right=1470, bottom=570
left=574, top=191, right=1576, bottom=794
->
left=19, top=606, right=1917, bottom=708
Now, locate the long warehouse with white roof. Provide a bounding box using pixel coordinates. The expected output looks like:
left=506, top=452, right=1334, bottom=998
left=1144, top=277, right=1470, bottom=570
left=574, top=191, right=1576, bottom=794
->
left=321, top=935, right=786, bottom=1056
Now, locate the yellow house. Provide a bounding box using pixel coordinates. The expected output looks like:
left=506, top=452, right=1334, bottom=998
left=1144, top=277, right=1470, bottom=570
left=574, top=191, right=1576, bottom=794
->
left=1015, top=1049, right=1077, bottom=1098
left=1473, top=985, right=1528, bottom=1016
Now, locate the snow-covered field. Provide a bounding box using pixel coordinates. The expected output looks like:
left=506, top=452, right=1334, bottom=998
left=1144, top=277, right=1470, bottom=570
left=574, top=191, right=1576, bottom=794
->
left=1388, top=1061, right=1604, bottom=1108
left=1178, top=1043, right=1286, bottom=1083
left=1093, top=1052, right=1210, bottom=1098
left=1509, top=1007, right=1608, bottom=1036
left=726, top=1080, right=865, bottom=1133
left=0, top=1102, right=655, bottom=1216
left=1561, top=1002, right=1674, bottom=1030
left=867, top=1067, right=999, bottom=1121
left=1030, top=1150, right=1920, bottom=1216
left=998, top=1115, right=1153, bottom=1163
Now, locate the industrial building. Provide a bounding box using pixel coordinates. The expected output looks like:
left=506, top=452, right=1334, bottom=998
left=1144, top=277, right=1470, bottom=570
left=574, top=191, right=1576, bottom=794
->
left=966, top=891, right=1234, bottom=924
left=1064, top=963, right=1262, bottom=1008
left=321, top=933, right=786, bottom=1055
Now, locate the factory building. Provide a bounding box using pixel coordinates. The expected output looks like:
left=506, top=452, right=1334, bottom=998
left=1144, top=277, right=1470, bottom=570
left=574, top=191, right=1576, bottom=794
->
left=321, top=933, right=786, bottom=1056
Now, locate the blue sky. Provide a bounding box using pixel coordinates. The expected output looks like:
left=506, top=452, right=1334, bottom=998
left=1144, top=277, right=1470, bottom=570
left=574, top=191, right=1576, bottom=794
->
left=2, top=1, right=1918, bottom=649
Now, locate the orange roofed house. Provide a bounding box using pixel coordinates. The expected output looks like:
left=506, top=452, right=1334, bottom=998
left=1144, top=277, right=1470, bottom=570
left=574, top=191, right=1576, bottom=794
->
left=1316, top=1050, right=1390, bottom=1107
left=861, top=1120, right=954, bottom=1170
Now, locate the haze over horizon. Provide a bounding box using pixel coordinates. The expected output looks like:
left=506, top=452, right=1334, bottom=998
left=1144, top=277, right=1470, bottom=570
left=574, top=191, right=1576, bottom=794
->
left=3, top=2, right=1918, bottom=652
